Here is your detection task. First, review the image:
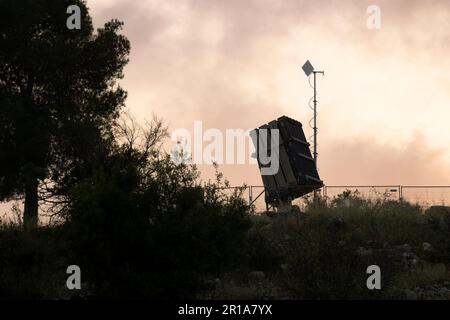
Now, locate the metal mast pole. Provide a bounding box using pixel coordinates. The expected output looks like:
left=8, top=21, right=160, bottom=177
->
left=301, top=60, right=324, bottom=202
left=312, top=70, right=323, bottom=201
left=313, top=71, right=318, bottom=168
left=312, top=70, right=324, bottom=168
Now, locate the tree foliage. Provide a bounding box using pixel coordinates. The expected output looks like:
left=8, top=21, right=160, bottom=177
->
left=0, top=0, right=130, bottom=226
left=62, top=116, right=251, bottom=299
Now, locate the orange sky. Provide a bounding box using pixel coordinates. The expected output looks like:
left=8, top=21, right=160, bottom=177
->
left=2, top=0, right=450, bottom=218
left=86, top=0, right=450, bottom=187
left=4, top=0, right=450, bottom=216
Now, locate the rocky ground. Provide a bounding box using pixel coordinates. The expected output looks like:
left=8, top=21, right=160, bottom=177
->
left=203, top=205, right=450, bottom=300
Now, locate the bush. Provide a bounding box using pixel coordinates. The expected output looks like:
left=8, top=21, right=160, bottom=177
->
left=269, top=211, right=395, bottom=299
left=63, top=156, right=251, bottom=299
left=1, top=116, right=253, bottom=300
left=395, top=263, right=450, bottom=290
left=0, top=225, right=68, bottom=299
left=235, top=192, right=450, bottom=300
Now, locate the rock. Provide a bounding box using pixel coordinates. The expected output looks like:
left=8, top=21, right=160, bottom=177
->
left=388, top=244, right=421, bottom=271
left=439, top=287, right=450, bottom=295
left=422, top=242, right=433, bottom=252
left=405, top=289, right=417, bottom=300
left=408, top=283, right=450, bottom=299
left=409, top=259, right=418, bottom=268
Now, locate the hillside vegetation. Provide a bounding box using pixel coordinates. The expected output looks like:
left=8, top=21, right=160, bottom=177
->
left=2, top=190, right=450, bottom=300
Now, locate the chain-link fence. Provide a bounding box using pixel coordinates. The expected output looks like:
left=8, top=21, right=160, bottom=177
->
left=224, top=185, right=450, bottom=212
left=323, top=185, right=402, bottom=202
left=323, top=185, right=450, bottom=207
left=397, top=186, right=450, bottom=207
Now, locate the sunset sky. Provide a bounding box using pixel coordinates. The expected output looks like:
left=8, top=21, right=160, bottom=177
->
left=86, top=0, right=450, bottom=187
left=2, top=0, right=450, bottom=218
left=88, top=0, right=450, bottom=185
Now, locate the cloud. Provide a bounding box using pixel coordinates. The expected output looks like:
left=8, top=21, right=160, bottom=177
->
left=87, top=0, right=450, bottom=185
left=320, top=133, right=449, bottom=185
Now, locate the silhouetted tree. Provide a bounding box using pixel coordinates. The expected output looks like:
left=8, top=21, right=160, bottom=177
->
left=61, top=116, right=251, bottom=299
left=0, top=0, right=130, bottom=227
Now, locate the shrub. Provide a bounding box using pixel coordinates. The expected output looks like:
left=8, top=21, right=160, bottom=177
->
left=0, top=224, right=67, bottom=299
left=395, top=263, right=450, bottom=290
left=63, top=157, right=251, bottom=299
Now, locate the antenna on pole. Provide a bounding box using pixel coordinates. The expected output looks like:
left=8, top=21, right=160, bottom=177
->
left=301, top=60, right=324, bottom=169
left=302, top=60, right=324, bottom=200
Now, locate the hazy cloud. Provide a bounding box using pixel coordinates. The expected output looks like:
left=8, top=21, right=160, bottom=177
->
left=87, top=0, right=450, bottom=185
